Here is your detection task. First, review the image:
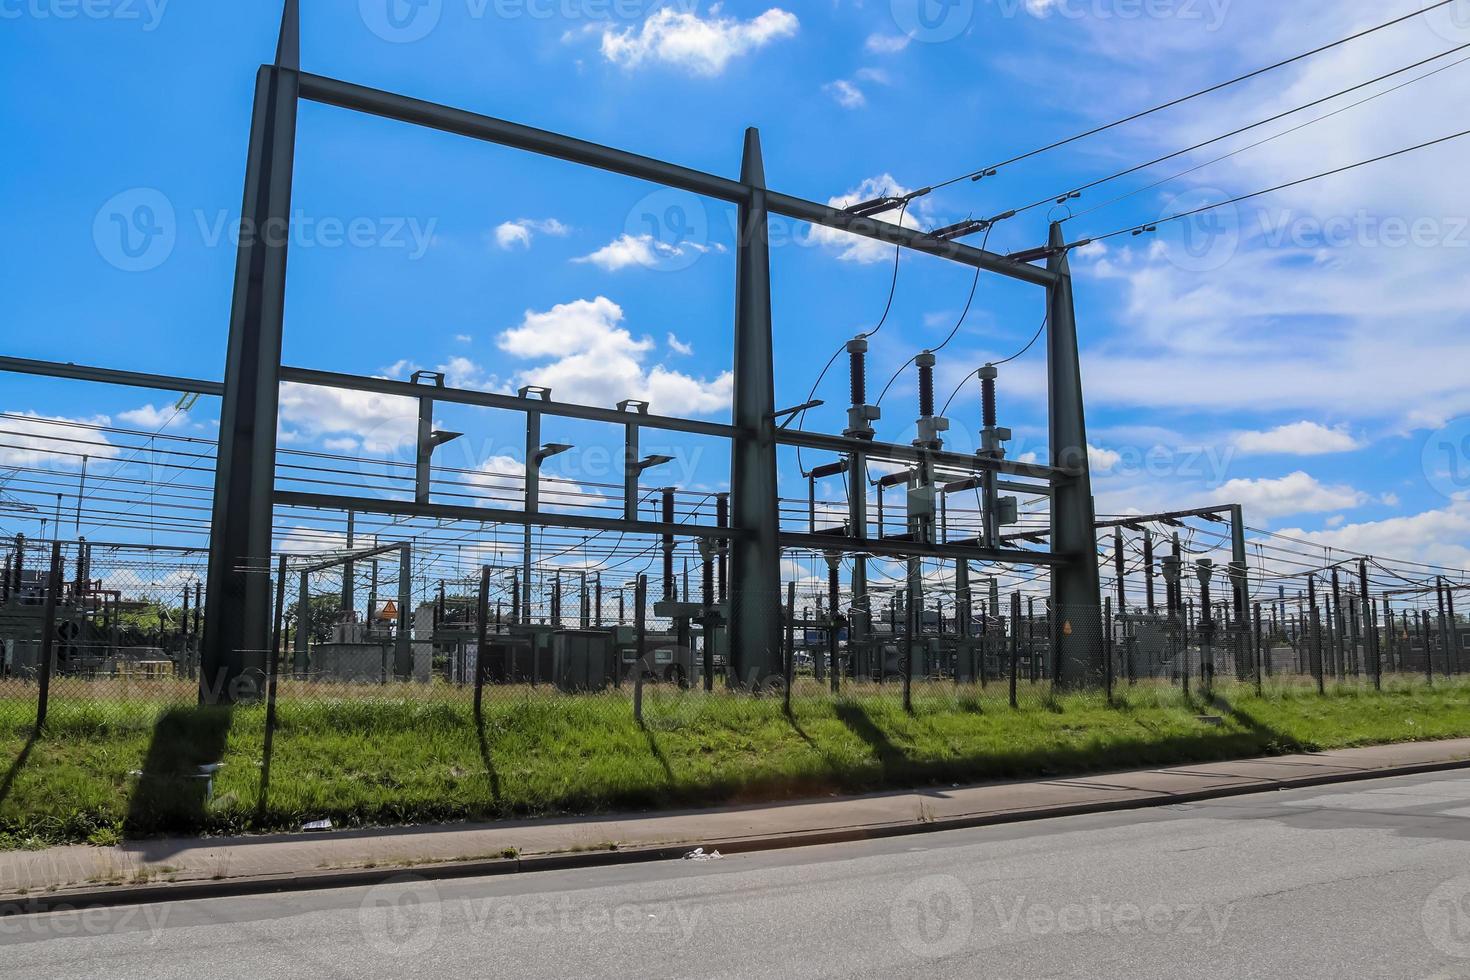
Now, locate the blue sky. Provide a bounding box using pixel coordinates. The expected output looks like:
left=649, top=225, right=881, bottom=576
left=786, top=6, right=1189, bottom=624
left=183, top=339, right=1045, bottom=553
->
left=4, top=0, right=1470, bottom=568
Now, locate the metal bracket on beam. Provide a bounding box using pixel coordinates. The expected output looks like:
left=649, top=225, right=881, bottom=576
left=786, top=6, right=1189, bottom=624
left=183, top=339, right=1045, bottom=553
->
left=771, top=399, right=823, bottom=430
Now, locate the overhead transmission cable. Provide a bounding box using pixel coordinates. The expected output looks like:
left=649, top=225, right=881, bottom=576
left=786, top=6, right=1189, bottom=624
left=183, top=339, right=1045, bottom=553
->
left=795, top=201, right=910, bottom=473
left=940, top=314, right=1048, bottom=416
left=1073, top=124, right=1470, bottom=246
left=1067, top=51, right=1470, bottom=222
left=874, top=226, right=988, bottom=407
left=849, top=0, right=1459, bottom=215
left=988, top=40, right=1470, bottom=229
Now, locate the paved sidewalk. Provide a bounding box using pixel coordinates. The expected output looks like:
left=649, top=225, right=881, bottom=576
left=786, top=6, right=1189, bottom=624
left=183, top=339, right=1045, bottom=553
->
left=3, top=737, right=1468, bottom=908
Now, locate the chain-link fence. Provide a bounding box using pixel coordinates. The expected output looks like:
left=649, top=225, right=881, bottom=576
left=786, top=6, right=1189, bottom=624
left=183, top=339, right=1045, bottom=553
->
left=5, top=537, right=1464, bottom=723
left=4, top=534, right=1467, bottom=842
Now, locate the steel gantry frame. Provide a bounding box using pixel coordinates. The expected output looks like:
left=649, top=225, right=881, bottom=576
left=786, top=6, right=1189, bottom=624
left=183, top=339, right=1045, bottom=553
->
left=5, top=1, right=1106, bottom=701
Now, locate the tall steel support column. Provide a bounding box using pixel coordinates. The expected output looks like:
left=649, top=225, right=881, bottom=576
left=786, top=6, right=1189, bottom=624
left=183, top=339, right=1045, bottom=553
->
left=728, top=128, right=782, bottom=688
left=1143, top=529, right=1156, bottom=613
left=202, top=13, right=300, bottom=704
left=294, top=569, right=309, bottom=674
left=847, top=451, right=869, bottom=646
left=1228, top=504, right=1248, bottom=621
left=341, top=510, right=355, bottom=616
left=394, top=543, right=412, bottom=678
left=1045, top=223, right=1103, bottom=688
left=522, top=409, right=540, bottom=624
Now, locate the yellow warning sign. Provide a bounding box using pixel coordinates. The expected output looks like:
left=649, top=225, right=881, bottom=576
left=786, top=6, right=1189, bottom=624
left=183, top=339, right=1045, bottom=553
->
left=376, top=600, right=398, bottom=622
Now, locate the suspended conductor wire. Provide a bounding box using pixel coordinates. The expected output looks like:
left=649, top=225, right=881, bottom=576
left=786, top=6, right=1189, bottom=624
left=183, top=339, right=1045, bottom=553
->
left=875, top=226, right=986, bottom=408
left=1068, top=52, right=1470, bottom=223
left=930, top=225, right=989, bottom=355
left=1076, top=125, right=1470, bottom=246
left=795, top=201, right=910, bottom=474
left=921, top=0, right=1459, bottom=193
left=996, top=40, right=1470, bottom=225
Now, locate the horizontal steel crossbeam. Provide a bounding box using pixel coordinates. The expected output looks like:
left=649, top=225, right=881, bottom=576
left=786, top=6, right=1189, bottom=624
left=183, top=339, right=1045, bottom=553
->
left=277, top=491, right=1062, bottom=567
left=279, top=366, right=733, bottom=438
left=0, top=356, right=223, bottom=396
left=294, top=72, right=1057, bottom=288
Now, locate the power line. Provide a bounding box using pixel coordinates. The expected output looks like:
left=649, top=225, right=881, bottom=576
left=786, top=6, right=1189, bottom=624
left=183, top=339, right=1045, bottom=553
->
left=1075, top=124, right=1470, bottom=246
left=795, top=200, right=911, bottom=474
left=916, top=0, right=1460, bottom=196
left=939, top=314, right=1048, bottom=417
left=988, top=40, right=1470, bottom=229
left=1066, top=50, right=1470, bottom=223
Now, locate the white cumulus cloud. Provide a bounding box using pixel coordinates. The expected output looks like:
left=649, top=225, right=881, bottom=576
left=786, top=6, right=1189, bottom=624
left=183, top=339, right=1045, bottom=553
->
left=1210, top=471, right=1367, bottom=519
left=816, top=174, right=927, bottom=264
left=824, top=79, right=866, bottom=109
left=596, top=7, right=798, bottom=76
left=497, top=297, right=732, bottom=416
left=117, top=403, right=190, bottom=430
left=865, top=33, right=910, bottom=54
left=573, top=233, right=723, bottom=271
left=0, top=412, right=121, bottom=469
left=1232, top=421, right=1363, bottom=456
left=493, top=217, right=570, bottom=251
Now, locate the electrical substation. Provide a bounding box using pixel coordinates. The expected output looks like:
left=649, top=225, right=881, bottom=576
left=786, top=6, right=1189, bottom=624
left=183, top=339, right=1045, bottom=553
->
left=2, top=1, right=1467, bottom=715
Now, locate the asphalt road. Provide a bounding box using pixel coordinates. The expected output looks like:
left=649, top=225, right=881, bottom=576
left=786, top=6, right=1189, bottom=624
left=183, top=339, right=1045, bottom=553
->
left=5, top=770, right=1470, bottom=979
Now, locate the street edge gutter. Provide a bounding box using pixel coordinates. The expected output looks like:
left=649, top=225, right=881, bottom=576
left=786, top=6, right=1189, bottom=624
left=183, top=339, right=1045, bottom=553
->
left=4, top=753, right=1468, bottom=917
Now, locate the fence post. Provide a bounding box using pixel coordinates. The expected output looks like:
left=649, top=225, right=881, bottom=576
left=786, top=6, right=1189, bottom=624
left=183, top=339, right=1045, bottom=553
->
left=266, top=554, right=285, bottom=730
left=35, top=541, right=62, bottom=730
left=1421, top=610, right=1434, bottom=686
left=634, top=665, right=644, bottom=727
left=782, top=581, right=795, bottom=715
left=1253, top=602, right=1263, bottom=698
left=475, top=565, right=489, bottom=718
left=1009, top=591, right=1020, bottom=709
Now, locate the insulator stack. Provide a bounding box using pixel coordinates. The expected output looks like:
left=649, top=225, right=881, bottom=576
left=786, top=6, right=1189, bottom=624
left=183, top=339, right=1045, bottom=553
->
left=980, top=363, right=998, bottom=429
left=847, top=337, right=868, bottom=407
left=916, top=351, right=936, bottom=418
left=827, top=556, right=841, bottom=622
left=662, top=488, right=676, bottom=601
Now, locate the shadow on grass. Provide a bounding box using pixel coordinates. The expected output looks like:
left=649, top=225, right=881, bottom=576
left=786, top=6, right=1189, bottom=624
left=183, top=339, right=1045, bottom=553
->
left=1209, top=694, right=1303, bottom=753
left=636, top=720, right=675, bottom=788
left=124, top=706, right=234, bottom=839
left=834, top=702, right=908, bottom=776
left=0, top=726, right=40, bottom=813
left=473, top=701, right=503, bottom=806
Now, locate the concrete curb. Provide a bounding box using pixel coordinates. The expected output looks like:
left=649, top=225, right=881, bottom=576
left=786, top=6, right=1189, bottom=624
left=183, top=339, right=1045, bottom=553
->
left=3, top=752, right=1468, bottom=918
